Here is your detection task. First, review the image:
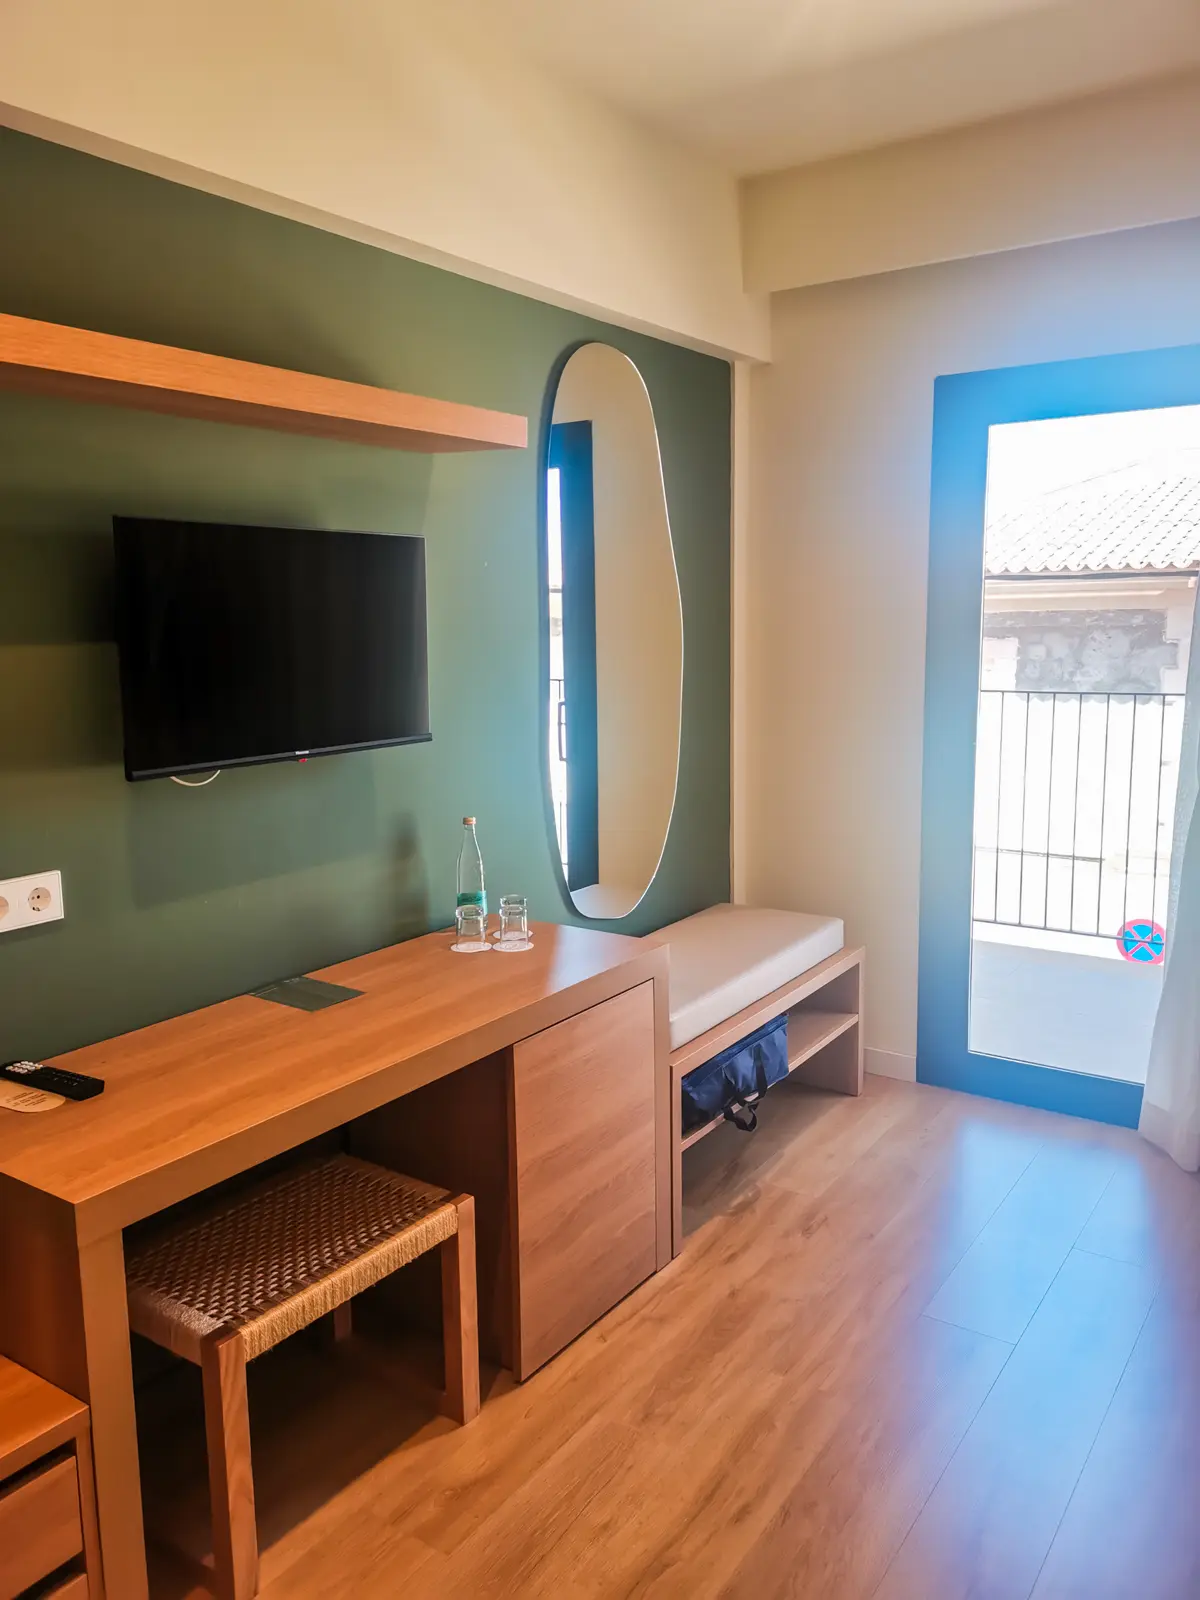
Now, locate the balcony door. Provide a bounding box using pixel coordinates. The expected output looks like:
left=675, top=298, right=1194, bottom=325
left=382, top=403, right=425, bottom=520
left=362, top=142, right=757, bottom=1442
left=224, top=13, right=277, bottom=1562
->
left=919, top=344, right=1200, bottom=1126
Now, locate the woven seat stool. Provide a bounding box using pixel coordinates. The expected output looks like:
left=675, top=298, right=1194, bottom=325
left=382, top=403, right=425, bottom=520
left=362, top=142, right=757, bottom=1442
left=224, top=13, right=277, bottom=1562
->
left=126, top=1153, right=479, bottom=1600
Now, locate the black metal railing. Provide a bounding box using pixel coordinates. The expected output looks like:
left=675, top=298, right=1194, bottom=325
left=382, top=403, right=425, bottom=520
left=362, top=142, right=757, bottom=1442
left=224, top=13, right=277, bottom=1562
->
left=972, top=691, right=1184, bottom=939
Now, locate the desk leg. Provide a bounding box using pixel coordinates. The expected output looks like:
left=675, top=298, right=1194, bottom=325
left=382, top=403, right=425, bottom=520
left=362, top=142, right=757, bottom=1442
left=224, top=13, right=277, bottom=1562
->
left=670, top=1058, right=685, bottom=1261
left=652, top=971, right=675, bottom=1269
left=78, top=1229, right=148, bottom=1600
left=0, top=1186, right=147, bottom=1600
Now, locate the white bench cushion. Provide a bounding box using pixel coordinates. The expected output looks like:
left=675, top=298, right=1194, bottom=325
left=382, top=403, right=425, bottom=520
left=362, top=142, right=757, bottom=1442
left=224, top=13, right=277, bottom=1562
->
left=647, top=904, right=845, bottom=1051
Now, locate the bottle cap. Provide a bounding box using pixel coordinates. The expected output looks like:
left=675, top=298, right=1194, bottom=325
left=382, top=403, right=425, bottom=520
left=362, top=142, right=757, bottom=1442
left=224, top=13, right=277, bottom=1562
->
left=463, top=816, right=476, bottom=825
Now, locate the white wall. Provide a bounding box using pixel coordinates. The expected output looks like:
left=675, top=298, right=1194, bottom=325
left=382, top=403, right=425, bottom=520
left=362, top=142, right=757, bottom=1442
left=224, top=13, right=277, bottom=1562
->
left=742, top=71, right=1200, bottom=293
left=0, top=0, right=768, bottom=360
left=743, top=215, right=1200, bottom=1070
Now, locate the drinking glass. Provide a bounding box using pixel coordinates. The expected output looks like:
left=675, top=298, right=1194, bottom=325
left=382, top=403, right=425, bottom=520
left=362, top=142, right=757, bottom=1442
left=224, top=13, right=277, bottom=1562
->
left=496, top=894, right=532, bottom=951
left=452, top=903, right=490, bottom=952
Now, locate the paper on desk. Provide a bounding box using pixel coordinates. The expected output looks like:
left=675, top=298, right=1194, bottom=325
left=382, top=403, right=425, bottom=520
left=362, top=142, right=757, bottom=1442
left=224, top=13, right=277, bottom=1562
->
left=0, top=1083, right=66, bottom=1113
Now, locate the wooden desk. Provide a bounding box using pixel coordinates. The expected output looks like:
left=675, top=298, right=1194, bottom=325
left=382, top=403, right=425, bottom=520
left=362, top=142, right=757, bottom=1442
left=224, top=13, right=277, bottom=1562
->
left=0, top=923, right=670, bottom=1600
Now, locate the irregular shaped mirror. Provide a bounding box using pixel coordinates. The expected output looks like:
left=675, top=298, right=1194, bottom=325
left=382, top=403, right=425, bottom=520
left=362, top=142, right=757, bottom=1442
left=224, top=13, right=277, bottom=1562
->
left=545, top=343, right=683, bottom=919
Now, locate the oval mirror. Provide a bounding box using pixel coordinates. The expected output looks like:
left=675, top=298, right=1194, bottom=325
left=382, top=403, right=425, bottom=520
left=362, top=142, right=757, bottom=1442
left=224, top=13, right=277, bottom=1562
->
left=544, top=343, right=683, bottom=919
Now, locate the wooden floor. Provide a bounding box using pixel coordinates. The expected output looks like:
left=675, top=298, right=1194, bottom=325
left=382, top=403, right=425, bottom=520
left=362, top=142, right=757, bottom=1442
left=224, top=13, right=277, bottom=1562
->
left=140, top=1074, right=1200, bottom=1599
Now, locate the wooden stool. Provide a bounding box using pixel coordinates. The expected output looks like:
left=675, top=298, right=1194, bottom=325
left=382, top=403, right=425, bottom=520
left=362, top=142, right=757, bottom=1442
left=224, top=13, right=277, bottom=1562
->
left=126, top=1154, right=479, bottom=1600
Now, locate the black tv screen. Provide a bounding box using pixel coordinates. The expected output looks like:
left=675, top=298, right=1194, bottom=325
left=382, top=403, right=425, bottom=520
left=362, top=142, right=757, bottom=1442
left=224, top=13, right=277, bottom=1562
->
left=114, top=518, right=430, bottom=781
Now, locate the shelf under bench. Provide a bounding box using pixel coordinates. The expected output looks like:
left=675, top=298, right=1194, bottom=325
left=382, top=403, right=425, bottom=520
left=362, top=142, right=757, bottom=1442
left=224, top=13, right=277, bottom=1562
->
left=680, top=1007, right=860, bottom=1152
left=670, top=945, right=866, bottom=1252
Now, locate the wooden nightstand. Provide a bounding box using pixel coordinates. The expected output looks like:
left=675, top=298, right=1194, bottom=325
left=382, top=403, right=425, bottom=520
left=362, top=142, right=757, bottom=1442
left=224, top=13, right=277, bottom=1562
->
left=0, top=1355, right=100, bottom=1600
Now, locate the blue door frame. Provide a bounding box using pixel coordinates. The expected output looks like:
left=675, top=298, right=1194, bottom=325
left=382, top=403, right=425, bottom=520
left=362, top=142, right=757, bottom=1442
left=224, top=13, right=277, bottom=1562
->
left=919, top=340, right=1200, bottom=1127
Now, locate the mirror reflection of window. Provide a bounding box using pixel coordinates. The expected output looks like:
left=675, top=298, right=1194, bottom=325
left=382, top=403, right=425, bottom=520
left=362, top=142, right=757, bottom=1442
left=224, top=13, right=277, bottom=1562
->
left=546, top=465, right=568, bottom=878
left=549, top=422, right=600, bottom=893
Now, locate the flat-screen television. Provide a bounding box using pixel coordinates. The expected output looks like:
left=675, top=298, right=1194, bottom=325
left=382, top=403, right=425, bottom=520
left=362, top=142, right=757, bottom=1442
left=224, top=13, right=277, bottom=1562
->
left=113, top=517, right=430, bottom=781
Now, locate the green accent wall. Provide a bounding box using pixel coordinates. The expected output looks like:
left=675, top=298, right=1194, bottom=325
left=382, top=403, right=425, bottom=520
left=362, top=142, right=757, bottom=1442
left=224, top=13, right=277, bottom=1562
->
left=0, top=128, right=731, bottom=1060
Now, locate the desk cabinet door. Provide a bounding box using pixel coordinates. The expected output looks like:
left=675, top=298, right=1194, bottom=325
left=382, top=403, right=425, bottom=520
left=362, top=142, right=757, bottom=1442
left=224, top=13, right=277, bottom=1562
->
left=510, top=982, right=657, bottom=1378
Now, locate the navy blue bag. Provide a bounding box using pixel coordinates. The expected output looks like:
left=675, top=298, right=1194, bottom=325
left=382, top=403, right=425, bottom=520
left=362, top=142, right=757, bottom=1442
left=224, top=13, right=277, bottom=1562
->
left=680, top=1013, right=789, bottom=1135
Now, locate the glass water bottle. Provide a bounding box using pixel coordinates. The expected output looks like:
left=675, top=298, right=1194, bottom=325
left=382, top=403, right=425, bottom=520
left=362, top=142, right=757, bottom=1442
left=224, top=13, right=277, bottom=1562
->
left=456, top=817, right=487, bottom=917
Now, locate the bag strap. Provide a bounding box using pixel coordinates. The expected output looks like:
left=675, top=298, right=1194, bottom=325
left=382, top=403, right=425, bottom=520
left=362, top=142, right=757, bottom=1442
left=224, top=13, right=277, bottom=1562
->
left=724, top=1100, right=759, bottom=1132
left=722, top=1053, right=775, bottom=1135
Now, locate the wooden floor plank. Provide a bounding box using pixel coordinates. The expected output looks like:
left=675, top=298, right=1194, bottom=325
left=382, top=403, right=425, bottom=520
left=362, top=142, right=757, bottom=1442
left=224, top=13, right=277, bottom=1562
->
left=681, top=1075, right=943, bottom=1236
left=1073, top=1142, right=1200, bottom=1272
left=716, top=1316, right=1013, bottom=1600
left=133, top=1077, right=1200, bottom=1600
left=922, top=1141, right=1118, bottom=1342
left=1030, top=1284, right=1200, bottom=1600
left=876, top=1248, right=1157, bottom=1600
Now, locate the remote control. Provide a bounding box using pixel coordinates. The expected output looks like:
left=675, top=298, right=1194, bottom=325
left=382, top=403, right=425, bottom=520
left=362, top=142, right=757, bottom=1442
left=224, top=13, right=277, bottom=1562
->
left=0, top=1060, right=105, bottom=1101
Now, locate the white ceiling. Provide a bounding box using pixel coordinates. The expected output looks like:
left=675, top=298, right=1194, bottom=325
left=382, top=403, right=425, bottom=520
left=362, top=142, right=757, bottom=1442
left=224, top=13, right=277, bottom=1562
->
left=448, top=0, right=1200, bottom=174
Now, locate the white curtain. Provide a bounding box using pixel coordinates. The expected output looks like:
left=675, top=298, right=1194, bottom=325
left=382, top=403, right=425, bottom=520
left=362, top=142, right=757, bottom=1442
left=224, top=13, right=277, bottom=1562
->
left=1141, top=593, right=1200, bottom=1170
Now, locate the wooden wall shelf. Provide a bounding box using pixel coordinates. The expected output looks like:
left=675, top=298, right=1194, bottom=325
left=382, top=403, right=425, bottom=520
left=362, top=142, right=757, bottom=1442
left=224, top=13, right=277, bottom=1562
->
left=0, top=312, right=528, bottom=453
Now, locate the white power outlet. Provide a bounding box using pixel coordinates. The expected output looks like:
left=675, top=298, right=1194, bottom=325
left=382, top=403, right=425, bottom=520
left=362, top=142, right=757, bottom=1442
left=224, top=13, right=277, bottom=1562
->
left=0, top=870, right=65, bottom=933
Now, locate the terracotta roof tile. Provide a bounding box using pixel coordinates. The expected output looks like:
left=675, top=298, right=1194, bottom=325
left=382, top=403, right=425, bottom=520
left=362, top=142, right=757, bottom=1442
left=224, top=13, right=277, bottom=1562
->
left=985, top=466, right=1200, bottom=576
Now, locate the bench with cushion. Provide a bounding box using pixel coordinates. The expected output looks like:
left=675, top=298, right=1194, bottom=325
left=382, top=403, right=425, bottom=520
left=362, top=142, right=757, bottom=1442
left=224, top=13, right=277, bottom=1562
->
left=646, top=904, right=865, bottom=1255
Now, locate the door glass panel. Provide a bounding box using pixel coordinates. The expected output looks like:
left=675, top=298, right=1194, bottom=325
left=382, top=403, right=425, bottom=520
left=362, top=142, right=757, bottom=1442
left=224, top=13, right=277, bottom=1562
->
left=969, top=405, right=1200, bottom=1084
